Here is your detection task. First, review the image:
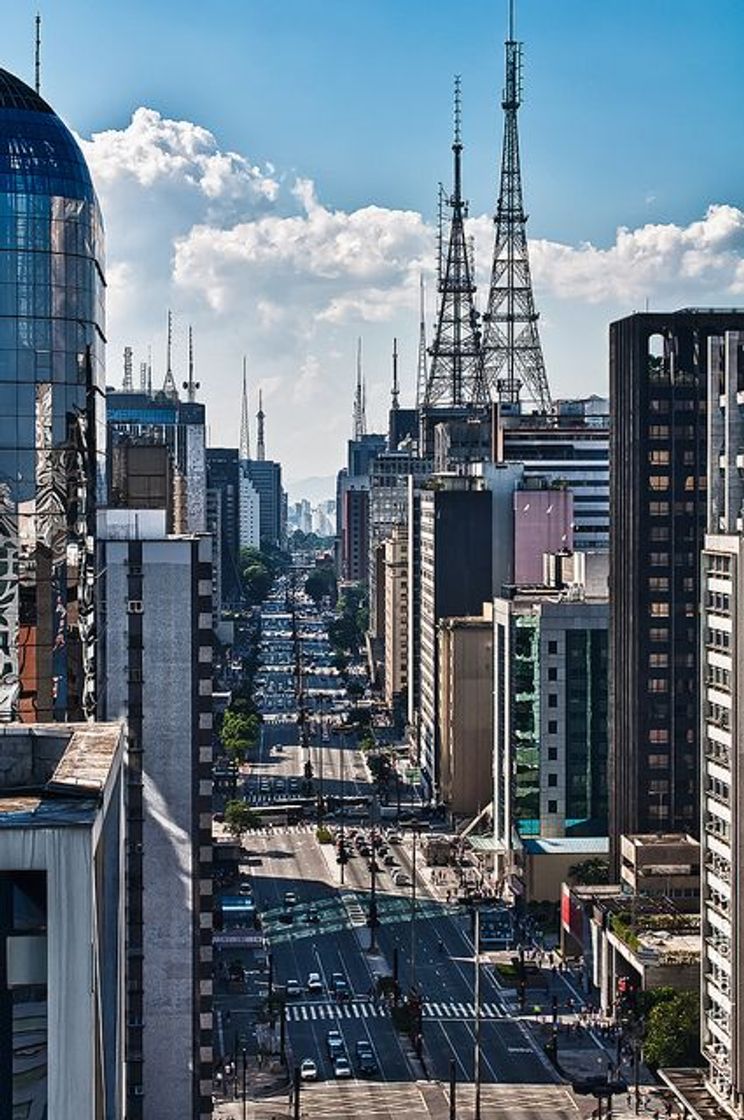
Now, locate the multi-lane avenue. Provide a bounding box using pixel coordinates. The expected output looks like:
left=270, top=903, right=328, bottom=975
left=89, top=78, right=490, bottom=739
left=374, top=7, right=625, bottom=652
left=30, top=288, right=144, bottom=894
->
left=213, top=574, right=588, bottom=1118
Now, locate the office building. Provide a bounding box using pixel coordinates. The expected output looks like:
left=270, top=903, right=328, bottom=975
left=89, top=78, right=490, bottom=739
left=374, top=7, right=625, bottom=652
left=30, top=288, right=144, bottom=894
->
left=438, top=607, right=494, bottom=818
left=368, top=450, right=428, bottom=637
left=238, top=465, right=260, bottom=551
left=336, top=433, right=386, bottom=583
left=243, top=458, right=283, bottom=547
left=0, top=722, right=125, bottom=1118
left=500, top=396, right=610, bottom=553
left=109, top=442, right=179, bottom=529
left=107, top=390, right=206, bottom=534
left=206, top=449, right=242, bottom=605
left=384, top=524, right=408, bottom=715
left=0, top=68, right=106, bottom=721
left=610, top=310, right=744, bottom=868
left=493, top=575, right=608, bottom=867
left=700, top=328, right=744, bottom=1116
left=417, top=479, right=494, bottom=793
left=97, top=510, right=213, bottom=1120
left=514, top=482, right=574, bottom=584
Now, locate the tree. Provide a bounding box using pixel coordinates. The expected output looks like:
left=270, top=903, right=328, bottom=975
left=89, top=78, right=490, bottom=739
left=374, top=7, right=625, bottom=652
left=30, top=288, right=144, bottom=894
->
left=569, top=858, right=610, bottom=885
left=220, top=709, right=260, bottom=762
left=224, top=800, right=262, bottom=840
left=643, top=990, right=700, bottom=1069
left=305, top=564, right=336, bottom=605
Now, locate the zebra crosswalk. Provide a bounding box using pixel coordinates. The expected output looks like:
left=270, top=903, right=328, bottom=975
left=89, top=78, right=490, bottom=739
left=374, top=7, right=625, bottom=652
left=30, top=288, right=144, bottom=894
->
left=284, top=999, right=504, bottom=1022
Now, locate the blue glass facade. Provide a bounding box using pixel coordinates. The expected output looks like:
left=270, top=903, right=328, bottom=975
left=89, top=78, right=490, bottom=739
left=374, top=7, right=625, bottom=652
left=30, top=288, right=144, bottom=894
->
left=0, top=69, right=105, bottom=721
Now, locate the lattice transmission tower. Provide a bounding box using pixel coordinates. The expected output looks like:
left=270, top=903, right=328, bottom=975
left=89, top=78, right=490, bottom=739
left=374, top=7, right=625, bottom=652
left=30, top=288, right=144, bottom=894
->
left=481, top=1, right=552, bottom=412
left=422, top=77, right=487, bottom=412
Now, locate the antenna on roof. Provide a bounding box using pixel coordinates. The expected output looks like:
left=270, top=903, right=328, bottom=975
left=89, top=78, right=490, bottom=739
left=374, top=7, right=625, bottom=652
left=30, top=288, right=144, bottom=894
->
left=34, top=13, right=41, bottom=95
left=182, top=324, right=200, bottom=402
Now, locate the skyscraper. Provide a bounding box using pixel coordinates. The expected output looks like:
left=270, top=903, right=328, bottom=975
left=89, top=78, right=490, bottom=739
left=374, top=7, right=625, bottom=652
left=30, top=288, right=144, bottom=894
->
left=0, top=69, right=106, bottom=721
left=609, top=309, right=744, bottom=869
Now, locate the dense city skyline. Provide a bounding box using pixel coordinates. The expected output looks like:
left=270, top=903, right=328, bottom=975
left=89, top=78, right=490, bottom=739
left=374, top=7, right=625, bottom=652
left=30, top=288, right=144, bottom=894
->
left=5, top=2, right=744, bottom=482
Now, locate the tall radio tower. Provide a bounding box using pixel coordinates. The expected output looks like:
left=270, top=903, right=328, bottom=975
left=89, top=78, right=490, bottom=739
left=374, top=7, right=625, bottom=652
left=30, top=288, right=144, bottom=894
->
left=481, top=1, right=552, bottom=412
left=352, top=337, right=367, bottom=439
left=422, top=77, right=487, bottom=413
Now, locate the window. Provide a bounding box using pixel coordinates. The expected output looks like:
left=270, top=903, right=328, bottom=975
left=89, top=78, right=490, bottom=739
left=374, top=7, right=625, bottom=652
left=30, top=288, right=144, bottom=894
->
left=548, top=694, right=558, bottom=709
left=649, top=502, right=669, bottom=516
left=648, top=679, right=668, bottom=693
left=649, top=729, right=669, bottom=743
left=648, top=425, right=669, bottom=438
left=648, top=577, right=669, bottom=591
left=548, top=774, right=558, bottom=787
left=649, top=475, right=670, bottom=491
left=649, top=627, right=668, bottom=642
left=649, top=399, right=670, bottom=413
left=548, top=640, right=558, bottom=655
left=648, top=754, right=669, bottom=768
left=547, top=800, right=558, bottom=814
left=649, top=450, right=670, bottom=465
left=649, top=653, right=668, bottom=668
left=650, top=602, right=670, bottom=617
left=548, top=720, right=558, bottom=734
left=650, top=527, right=670, bottom=541
left=548, top=748, right=558, bottom=761
left=649, top=552, right=669, bottom=566
left=548, top=667, right=558, bottom=682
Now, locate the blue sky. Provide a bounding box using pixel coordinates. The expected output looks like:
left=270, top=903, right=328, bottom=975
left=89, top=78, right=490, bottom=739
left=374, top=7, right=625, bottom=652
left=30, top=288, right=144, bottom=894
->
left=5, top=1, right=744, bottom=483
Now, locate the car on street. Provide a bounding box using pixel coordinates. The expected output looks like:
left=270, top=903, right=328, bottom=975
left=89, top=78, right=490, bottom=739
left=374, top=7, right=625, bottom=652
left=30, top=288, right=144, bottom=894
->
left=285, top=979, right=302, bottom=998
left=355, top=1041, right=378, bottom=1075
left=307, top=972, right=323, bottom=993
left=284, top=891, right=297, bottom=907
left=326, top=1030, right=344, bottom=1058
left=300, top=1058, right=318, bottom=1081
left=330, top=972, right=349, bottom=1000
left=383, top=855, right=398, bottom=867
left=306, top=905, right=320, bottom=924
left=333, top=1056, right=352, bottom=1079
left=392, top=870, right=411, bottom=887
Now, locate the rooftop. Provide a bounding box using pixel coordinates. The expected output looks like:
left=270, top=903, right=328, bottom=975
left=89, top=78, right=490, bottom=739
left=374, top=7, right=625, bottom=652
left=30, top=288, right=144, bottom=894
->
left=523, top=837, right=609, bottom=856
left=0, top=723, right=124, bottom=827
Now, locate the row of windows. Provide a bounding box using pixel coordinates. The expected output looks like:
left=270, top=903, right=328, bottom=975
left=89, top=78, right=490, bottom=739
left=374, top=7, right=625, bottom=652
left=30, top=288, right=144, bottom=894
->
left=707, top=590, right=731, bottom=614
left=707, top=701, right=731, bottom=731
left=649, top=398, right=704, bottom=413
left=708, top=627, right=732, bottom=651
left=709, top=555, right=732, bottom=575
left=648, top=449, right=699, bottom=466
left=707, top=663, right=731, bottom=690
left=649, top=500, right=703, bottom=516
left=707, top=776, right=731, bottom=803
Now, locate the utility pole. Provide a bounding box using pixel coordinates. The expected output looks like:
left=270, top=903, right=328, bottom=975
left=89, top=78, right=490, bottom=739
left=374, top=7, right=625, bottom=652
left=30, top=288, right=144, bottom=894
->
left=449, top=1056, right=457, bottom=1120
left=339, top=731, right=346, bottom=886
left=411, top=824, right=419, bottom=992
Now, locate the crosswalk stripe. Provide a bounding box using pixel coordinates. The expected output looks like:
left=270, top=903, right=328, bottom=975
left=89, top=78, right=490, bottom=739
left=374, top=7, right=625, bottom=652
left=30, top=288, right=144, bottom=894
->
left=360, top=1004, right=368, bottom=1018
left=466, top=1003, right=475, bottom=1016
left=301, top=1007, right=308, bottom=1020
left=456, top=1003, right=467, bottom=1016
left=309, top=1006, right=317, bottom=1020
left=351, top=1004, right=360, bottom=1018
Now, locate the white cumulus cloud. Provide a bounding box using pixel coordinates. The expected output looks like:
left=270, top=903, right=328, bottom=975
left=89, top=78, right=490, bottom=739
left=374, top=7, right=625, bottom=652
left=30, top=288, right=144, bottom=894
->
left=79, top=105, right=744, bottom=479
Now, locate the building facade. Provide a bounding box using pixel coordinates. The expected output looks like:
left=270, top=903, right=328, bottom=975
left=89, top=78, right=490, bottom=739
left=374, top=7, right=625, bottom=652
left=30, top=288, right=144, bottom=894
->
left=0, top=722, right=125, bottom=1119
left=238, top=464, right=260, bottom=551
left=418, top=481, right=493, bottom=793
left=107, top=390, right=206, bottom=534
left=610, top=310, right=744, bottom=869
left=493, top=589, right=608, bottom=862
left=438, top=609, right=494, bottom=818
left=700, top=329, right=744, bottom=1116
left=384, top=524, right=408, bottom=714
left=206, top=448, right=242, bottom=605
left=244, top=458, right=283, bottom=547
left=0, top=68, right=106, bottom=721
left=97, top=512, right=213, bottom=1120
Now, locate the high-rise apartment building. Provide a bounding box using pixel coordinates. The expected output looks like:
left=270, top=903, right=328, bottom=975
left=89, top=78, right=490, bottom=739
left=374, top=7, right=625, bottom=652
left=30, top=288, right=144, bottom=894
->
left=700, top=329, right=744, bottom=1115
left=0, top=69, right=106, bottom=721
left=206, top=449, right=242, bottom=605
left=244, top=458, right=283, bottom=547
left=610, top=310, right=744, bottom=867
left=384, top=524, right=408, bottom=715
left=97, top=511, right=214, bottom=1119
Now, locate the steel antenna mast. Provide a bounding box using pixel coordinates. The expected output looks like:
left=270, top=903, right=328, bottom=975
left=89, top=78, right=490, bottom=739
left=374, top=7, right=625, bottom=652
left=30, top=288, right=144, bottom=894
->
left=422, top=77, right=487, bottom=413
left=481, top=0, right=552, bottom=412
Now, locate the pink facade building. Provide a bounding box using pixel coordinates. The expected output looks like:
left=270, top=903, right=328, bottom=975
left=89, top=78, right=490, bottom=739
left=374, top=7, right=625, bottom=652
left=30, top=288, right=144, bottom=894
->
left=514, top=487, right=574, bottom=584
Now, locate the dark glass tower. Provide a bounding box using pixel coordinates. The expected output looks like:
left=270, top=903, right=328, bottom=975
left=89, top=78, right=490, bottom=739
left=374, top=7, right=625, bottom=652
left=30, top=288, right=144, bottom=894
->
left=0, top=69, right=105, bottom=721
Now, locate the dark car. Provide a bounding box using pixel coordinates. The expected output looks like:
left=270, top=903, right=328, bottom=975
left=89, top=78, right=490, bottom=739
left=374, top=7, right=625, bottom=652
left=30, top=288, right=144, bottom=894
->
left=330, top=972, right=350, bottom=1000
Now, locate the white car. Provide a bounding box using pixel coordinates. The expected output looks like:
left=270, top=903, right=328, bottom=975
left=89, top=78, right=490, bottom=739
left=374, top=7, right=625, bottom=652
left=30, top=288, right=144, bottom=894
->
left=300, top=1058, right=318, bottom=1081
left=333, top=1056, right=352, bottom=1079
left=285, top=979, right=302, bottom=997
left=307, top=971, right=323, bottom=993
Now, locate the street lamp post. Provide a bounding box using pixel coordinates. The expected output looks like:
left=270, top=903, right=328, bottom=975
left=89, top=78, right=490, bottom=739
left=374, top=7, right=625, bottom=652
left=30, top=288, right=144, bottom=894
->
left=474, top=905, right=482, bottom=1120
left=241, top=1046, right=248, bottom=1120
left=411, top=824, right=419, bottom=993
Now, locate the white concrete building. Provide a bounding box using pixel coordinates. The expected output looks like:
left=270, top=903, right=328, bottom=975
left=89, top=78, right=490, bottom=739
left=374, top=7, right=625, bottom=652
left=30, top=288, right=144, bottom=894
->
left=701, top=331, right=744, bottom=1116
left=97, top=509, right=214, bottom=1120
left=239, top=465, right=261, bottom=551
left=0, top=723, right=126, bottom=1119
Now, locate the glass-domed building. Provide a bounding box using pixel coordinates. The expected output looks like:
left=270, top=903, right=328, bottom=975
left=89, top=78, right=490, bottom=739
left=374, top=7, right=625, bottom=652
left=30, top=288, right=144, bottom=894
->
left=0, top=68, right=105, bottom=721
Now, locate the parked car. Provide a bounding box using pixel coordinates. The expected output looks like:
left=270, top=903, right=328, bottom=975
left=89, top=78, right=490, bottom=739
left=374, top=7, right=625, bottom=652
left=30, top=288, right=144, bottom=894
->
left=285, top=979, right=302, bottom=998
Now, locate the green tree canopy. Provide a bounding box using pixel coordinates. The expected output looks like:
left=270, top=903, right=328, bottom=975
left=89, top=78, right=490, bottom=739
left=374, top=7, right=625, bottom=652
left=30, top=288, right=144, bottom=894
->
left=224, top=800, right=262, bottom=839
left=305, top=564, right=336, bottom=605
left=643, top=990, right=700, bottom=1069
left=569, top=858, right=610, bottom=885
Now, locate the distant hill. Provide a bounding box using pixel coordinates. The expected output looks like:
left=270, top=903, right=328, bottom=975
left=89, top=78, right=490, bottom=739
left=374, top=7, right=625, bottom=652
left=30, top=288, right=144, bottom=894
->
left=285, top=474, right=336, bottom=506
